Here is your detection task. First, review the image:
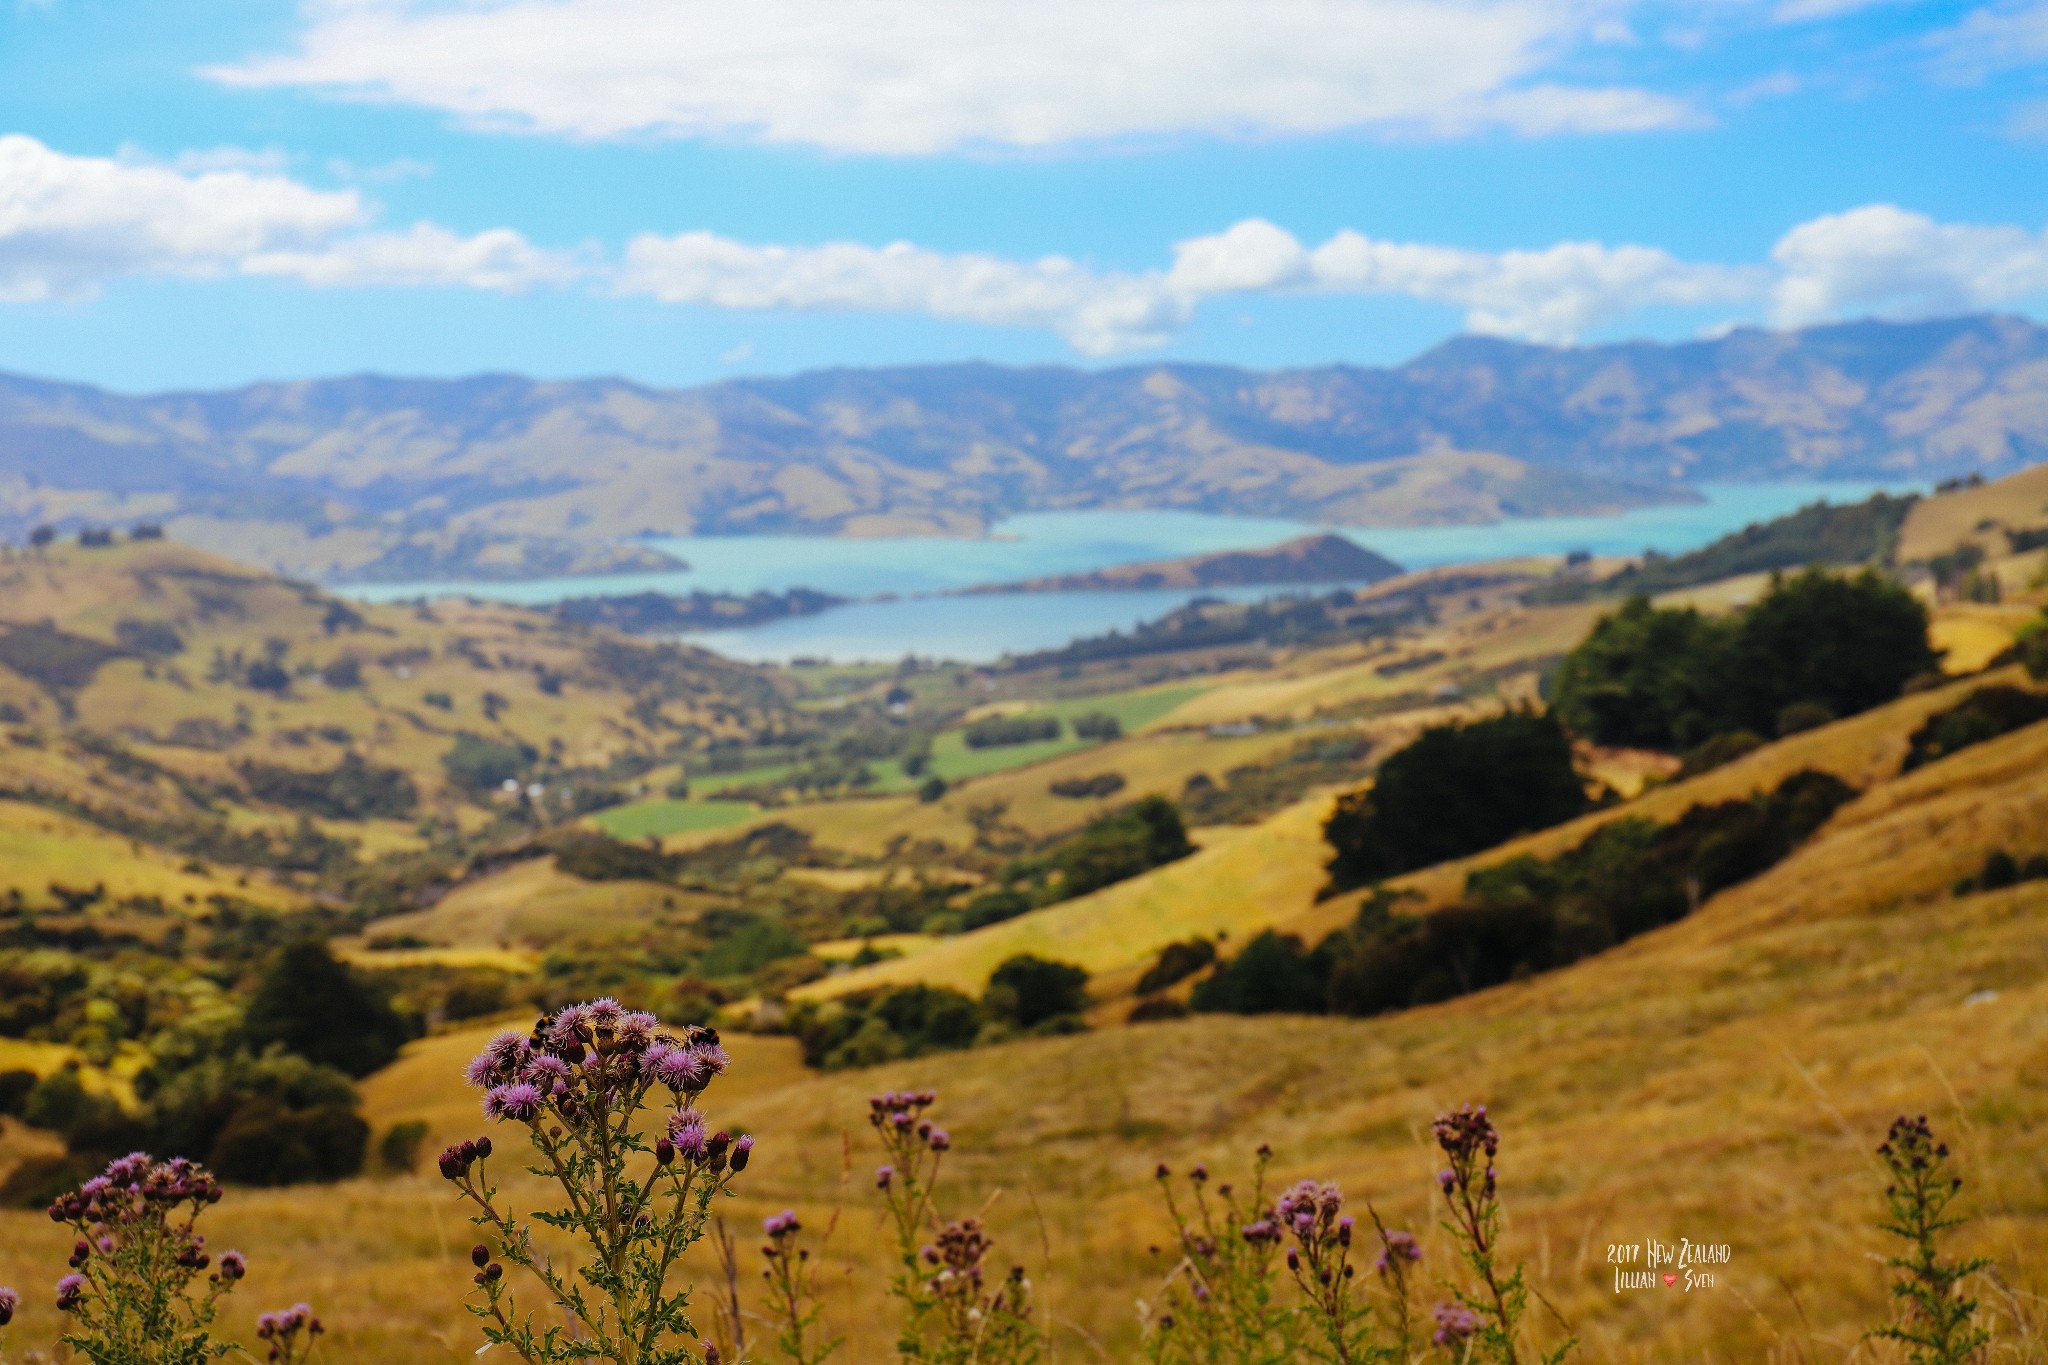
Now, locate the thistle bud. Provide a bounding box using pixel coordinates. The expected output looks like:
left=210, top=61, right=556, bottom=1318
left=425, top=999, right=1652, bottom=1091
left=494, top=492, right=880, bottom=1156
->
left=655, top=1138, right=675, bottom=1166
left=471, top=1244, right=490, bottom=1268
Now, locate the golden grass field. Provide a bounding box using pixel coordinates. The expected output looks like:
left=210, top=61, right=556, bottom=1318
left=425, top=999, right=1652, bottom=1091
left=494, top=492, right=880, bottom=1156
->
left=5, top=673, right=2044, bottom=1363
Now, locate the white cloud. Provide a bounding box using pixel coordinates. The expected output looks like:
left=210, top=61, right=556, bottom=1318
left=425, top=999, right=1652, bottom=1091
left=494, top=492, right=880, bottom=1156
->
left=618, top=231, right=1193, bottom=354
left=1934, top=1, right=2048, bottom=77
left=1770, top=204, right=2048, bottom=325
left=1167, top=220, right=1757, bottom=342
left=0, top=133, right=364, bottom=301
left=0, top=133, right=580, bottom=303
left=243, top=222, right=586, bottom=291
left=209, top=0, right=1695, bottom=155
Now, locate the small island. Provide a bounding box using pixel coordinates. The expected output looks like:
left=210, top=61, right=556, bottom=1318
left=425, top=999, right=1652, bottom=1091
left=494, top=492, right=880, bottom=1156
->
left=959, top=532, right=1403, bottom=595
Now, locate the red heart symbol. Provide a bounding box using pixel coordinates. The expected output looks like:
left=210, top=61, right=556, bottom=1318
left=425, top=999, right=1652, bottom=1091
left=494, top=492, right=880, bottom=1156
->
left=1662, top=1273, right=1678, bottom=1287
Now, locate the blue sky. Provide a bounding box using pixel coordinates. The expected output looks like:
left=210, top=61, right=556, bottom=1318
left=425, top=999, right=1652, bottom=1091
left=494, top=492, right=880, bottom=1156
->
left=2, top=0, right=2047, bottom=391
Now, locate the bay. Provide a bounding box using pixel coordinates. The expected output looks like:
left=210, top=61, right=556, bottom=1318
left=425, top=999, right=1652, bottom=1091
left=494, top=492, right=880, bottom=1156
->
left=342, top=480, right=1915, bottom=663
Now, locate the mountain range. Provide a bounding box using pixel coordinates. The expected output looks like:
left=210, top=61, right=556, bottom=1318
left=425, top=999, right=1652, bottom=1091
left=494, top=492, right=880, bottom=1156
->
left=2, top=313, right=2043, bottom=582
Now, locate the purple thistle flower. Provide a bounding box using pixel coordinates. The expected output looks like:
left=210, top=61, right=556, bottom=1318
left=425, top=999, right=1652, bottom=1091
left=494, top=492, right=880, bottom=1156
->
left=730, top=1134, right=753, bottom=1172
left=1432, top=1303, right=1481, bottom=1346
left=925, top=1128, right=951, bottom=1152
left=615, top=1012, right=659, bottom=1050
left=217, top=1249, right=248, bottom=1280
left=875, top=1165, right=894, bottom=1190
left=0, top=1286, right=18, bottom=1327
left=466, top=1031, right=531, bottom=1089
left=1376, top=1230, right=1421, bottom=1270
left=584, top=998, right=624, bottom=1031
left=545, top=1005, right=592, bottom=1052
left=56, top=1273, right=86, bottom=1312
left=521, top=1054, right=573, bottom=1089
left=688, top=1041, right=730, bottom=1078
left=764, top=1210, right=801, bottom=1238
left=483, top=1083, right=543, bottom=1123
left=667, top=1111, right=709, bottom=1160
left=647, top=1043, right=709, bottom=1092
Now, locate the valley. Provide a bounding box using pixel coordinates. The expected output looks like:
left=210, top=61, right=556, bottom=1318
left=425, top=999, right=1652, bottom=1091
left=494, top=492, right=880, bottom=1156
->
left=0, top=460, right=2041, bottom=1361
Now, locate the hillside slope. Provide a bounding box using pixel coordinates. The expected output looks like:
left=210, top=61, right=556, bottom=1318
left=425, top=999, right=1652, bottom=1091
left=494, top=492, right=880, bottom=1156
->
left=4, top=315, right=2043, bottom=577
left=2, top=677, right=2038, bottom=1360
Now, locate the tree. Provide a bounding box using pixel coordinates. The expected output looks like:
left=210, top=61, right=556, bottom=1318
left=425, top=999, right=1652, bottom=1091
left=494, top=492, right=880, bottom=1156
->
left=1324, top=710, right=1587, bottom=891
left=984, top=954, right=1088, bottom=1029
left=1050, top=796, right=1193, bottom=898
left=1550, top=597, right=1736, bottom=749
left=1726, top=568, right=1938, bottom=729
left=1551, top=570, right=1938, bottom=752
left=243, top=940, right=413, bottom=1077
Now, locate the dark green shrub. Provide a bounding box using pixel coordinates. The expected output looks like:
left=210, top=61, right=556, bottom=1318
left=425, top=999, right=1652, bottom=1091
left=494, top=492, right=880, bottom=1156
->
left=1551, top=597, right=1738, bottom=749
left=321, top=655, right=363, bottom=688
left=209, top=1100, right=368, bottom=1185
left=1677, top=730, right=1766, bottom=778
left=984, top=954, right=1088, bottom=1029
left=792, top=984, right=984, bottom=1070
left=1047, top=796, right=1193, bottom=899
left=240, top=752, right=419, bottom=819
left=551, top=830, right=680, bottom=882
left=1072, top=712, right=1123, bottom=741
left=1190, top=932, right=1325, bottom=1015
left=963, top=714, right=1061, bottom=749
left=918, top=776, right=948, bottom=803
left=697, top=915, right=806, bottom=978
left=243, top=940, right=414, bottom=1077
left=961, top=888, right=1033, bottom=931
left=1902, top=686, right=2048, bottom=771
left=0, top=1068, right=35, bottom=1116
left=1134, top=938, right=1216, bottom=995
left=1049, top=772, right=1126, bottom=799
left=1323, top=710, right=1587, bottom=891
left=1777, top=700, right=1836, bottom=736
left=1554, top=570, right=1938, bottom=751
left=379, top=1119, right=430, bottom=1173
left=441, top=733, right=535, bottom=790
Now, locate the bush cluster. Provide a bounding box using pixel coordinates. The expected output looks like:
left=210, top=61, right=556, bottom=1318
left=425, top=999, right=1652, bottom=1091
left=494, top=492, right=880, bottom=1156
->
left=962, top=714, right=1061, bottom=750
left=1323, top=711, right=1586, bottom=893
left=1551, top=568, right=1937, bottom=752
left=1203, top=770, right=1852, bottom=1019
left=789, top=953, right=1089, bottom=1070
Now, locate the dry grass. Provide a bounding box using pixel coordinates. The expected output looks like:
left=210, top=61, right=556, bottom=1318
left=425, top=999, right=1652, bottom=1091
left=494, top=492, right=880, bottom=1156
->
left=0, top=799, right=302, bottom=912
left=1896, top=463, right=2048, bottom=564
left=345, top=856, right=706, bottom=951
left=5, top=702, right=2044, bottom=1362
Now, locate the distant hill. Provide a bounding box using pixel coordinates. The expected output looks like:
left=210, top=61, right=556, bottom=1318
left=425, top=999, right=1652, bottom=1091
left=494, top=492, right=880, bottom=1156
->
left=2, top=314, right=2045, bottom=581
left=962, top=533, right=1402, bottom=594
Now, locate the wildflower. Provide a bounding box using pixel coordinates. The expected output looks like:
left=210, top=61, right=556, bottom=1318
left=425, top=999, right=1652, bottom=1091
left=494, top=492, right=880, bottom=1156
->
left=667, top=1110, right=709, bottom=1161
left=925, top=1128, right=950, bottom=1153
left=646, top=1043, right=709, bottom=1093
left=731, top=1134, right=754, bottom=1172
left=1375, top=1230, right=1421, bottom=1271
left=1432, top=1302, right=1481, bottom=1346
left=688, top=1040, right=731, bottom=1077
left=467, top=1031, right=531, bottom=1089
left=55, top=1274, right=85, bottom=1313
left=764, top=1210, right=801, bottom=1238
left=483, top=1082, right=544, bottom=1124
left=216, top=1250, right=248, bottom=1282
left=875, top=1165, right=894, bottom=1190
left=0, top=1286, right=17, bottom=1327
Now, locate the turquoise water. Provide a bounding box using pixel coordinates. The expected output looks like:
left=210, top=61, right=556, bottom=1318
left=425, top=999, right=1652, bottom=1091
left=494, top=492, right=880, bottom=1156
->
left=343, top=481, right=1915, bottom=663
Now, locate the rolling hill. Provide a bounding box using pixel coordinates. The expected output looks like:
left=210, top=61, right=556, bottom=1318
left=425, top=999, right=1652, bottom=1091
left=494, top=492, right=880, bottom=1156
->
left=3, top=655, right=2041, bottom=1362
left=4, top=314, right=2045, bottom=579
